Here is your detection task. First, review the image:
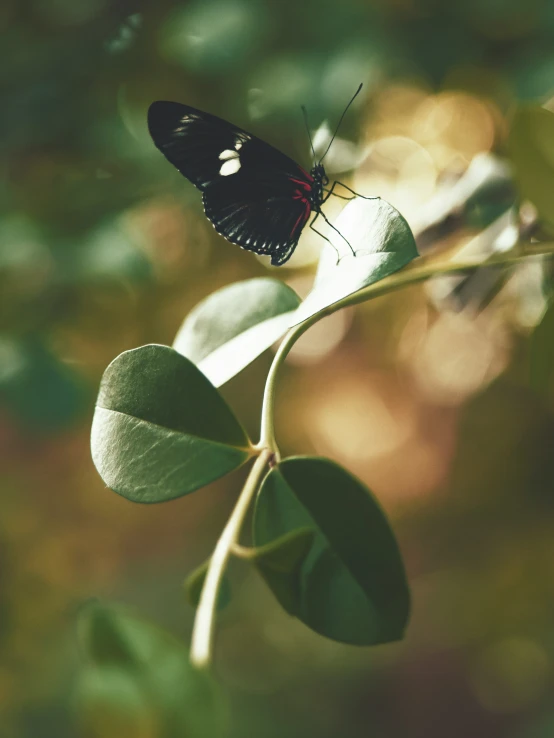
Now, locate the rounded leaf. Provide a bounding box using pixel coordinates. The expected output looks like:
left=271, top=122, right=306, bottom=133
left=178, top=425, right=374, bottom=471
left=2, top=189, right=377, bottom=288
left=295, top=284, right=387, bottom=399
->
left=253, top=456, right=410, bottom=646
left=91, top=344, right=251, bottom=503
left=174, top=278, right=301, bottom=386
left=293, top=198, right=418, bottom=323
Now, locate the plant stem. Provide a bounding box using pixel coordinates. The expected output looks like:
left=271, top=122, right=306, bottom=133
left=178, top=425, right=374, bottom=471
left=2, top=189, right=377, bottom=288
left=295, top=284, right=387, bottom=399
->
left=259, top=318, right=318, bottom=451
left=258, top=244, right=554, bottom=450
left=328, top=244, right=554, bottom=311
left=190, top=448, right=273, bottom=670
left=190, top=242, right=554, bottom=671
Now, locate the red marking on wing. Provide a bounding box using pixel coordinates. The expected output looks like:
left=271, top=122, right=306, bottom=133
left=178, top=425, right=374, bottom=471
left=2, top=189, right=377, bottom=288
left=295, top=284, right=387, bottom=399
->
left=291, top=195, right=311, bottom=236
left=289, top=175, right=313, bottom=191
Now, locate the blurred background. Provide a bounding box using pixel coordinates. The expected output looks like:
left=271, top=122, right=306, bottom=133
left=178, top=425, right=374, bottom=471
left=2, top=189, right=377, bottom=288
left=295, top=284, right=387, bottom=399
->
left=2, top=0, right=554, bottom=736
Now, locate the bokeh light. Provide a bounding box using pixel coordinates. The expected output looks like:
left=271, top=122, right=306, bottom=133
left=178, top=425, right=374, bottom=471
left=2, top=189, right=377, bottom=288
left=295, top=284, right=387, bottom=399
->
left=3, top=0, right=554, bottom=736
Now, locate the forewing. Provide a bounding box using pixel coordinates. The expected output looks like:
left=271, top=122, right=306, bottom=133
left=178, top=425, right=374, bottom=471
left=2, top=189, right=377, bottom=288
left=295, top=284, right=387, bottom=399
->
left=203, top=178, right=312, bottom=266
left=147, top=101, right=312, bottom=192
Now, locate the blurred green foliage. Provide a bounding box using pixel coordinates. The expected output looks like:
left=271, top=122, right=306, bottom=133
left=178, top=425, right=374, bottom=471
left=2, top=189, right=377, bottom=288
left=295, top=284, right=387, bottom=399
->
left=3, top=0, right=554, bottom=736
left=76, top=601, right=225, bottom=738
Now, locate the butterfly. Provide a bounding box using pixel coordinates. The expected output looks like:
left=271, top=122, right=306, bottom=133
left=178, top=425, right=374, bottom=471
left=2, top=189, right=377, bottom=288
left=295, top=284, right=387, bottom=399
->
left=147, top=84, right=368, bottom=266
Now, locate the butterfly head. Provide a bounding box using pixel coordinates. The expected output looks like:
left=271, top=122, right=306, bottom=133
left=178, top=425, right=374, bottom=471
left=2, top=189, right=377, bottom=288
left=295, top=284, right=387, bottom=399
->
left=310, top=162, right=329, bottom=186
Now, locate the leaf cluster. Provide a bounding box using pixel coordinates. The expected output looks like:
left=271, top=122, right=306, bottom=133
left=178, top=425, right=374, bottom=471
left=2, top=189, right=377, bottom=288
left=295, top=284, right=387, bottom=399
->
left=85, top=103, right=554, bottom=725
left=91, top=198, right=416, bottom=653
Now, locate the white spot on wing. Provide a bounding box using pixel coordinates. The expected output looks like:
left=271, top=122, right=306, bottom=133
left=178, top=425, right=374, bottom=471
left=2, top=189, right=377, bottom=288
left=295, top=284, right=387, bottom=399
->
left=235, top=134, right=249, bottom=150
left=219, top=149, right=237, bottom=161
left=220, top=158, right=241, bottom=176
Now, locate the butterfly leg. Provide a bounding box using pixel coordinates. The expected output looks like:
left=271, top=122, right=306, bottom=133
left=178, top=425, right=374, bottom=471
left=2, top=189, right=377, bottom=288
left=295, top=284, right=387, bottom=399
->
left=309, top=211, right=342, bottom=263
left=312, top=210, right=356, bottom=261
left=323, top=189, right=352, bottom=201
left=332, top=181, right=379, bottom=200
left=322, top=181, right=353, bottom=203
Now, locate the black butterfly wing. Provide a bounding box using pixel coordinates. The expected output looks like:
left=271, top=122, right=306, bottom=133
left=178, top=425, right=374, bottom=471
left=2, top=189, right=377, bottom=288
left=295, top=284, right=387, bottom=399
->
left=148, top=101, right=311, bottom=189
left=148, top=101, right=314, bottom=264
left=203, top=177, right=312, bottom=266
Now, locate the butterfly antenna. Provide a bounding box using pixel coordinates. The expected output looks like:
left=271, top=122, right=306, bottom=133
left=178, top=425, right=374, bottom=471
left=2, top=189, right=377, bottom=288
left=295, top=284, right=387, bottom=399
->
left=301, top=105, right=317, bottom=164
left=319, top=83, right=363, bottom=164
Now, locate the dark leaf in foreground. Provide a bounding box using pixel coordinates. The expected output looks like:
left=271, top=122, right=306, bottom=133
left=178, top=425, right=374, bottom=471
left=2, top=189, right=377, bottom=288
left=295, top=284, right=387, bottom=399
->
left=253, top=456, right=410, bottom=645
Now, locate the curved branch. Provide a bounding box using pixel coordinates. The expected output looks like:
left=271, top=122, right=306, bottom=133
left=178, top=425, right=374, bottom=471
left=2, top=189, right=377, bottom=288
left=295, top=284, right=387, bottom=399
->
left=259, top=243, right=554, bottom=451
left=190, top=448, right=273, bottom=670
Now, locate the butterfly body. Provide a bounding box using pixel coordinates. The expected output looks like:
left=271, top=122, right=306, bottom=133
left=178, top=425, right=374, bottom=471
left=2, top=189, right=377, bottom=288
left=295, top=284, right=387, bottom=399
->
left=148, top=101, right=331, bottom=266
left=306, top=162, right=329, bottom=208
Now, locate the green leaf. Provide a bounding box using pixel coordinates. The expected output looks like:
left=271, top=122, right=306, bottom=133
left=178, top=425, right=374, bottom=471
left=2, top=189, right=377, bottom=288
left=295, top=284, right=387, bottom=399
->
left=173, top=278, right=301, bottom=387
left=248, top=528, right=315, bottom=616
left=253, top=457, right=410, bottom=646
left=530, top=300, right=554, bottom=395
left=91, top=344, right=251, bottom=503
left=185, top=560, right=231, bottom=611
left=508, top=105, right=554, bottom=228
left=76, top=601, right=226, bottom=738
left=293, top=198, right=418, bottom=324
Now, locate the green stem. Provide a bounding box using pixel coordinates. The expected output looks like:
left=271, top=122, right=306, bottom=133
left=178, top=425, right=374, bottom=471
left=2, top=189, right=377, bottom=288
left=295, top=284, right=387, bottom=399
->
left=190, top=448, right=273, bottom=670
left=259, top=244, right=554, bottom=451
left=259, top=315, right=321, bottom=452
left=230, top=542, right=259, bottom=559
left=190, top=241, right=554, bottom=671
